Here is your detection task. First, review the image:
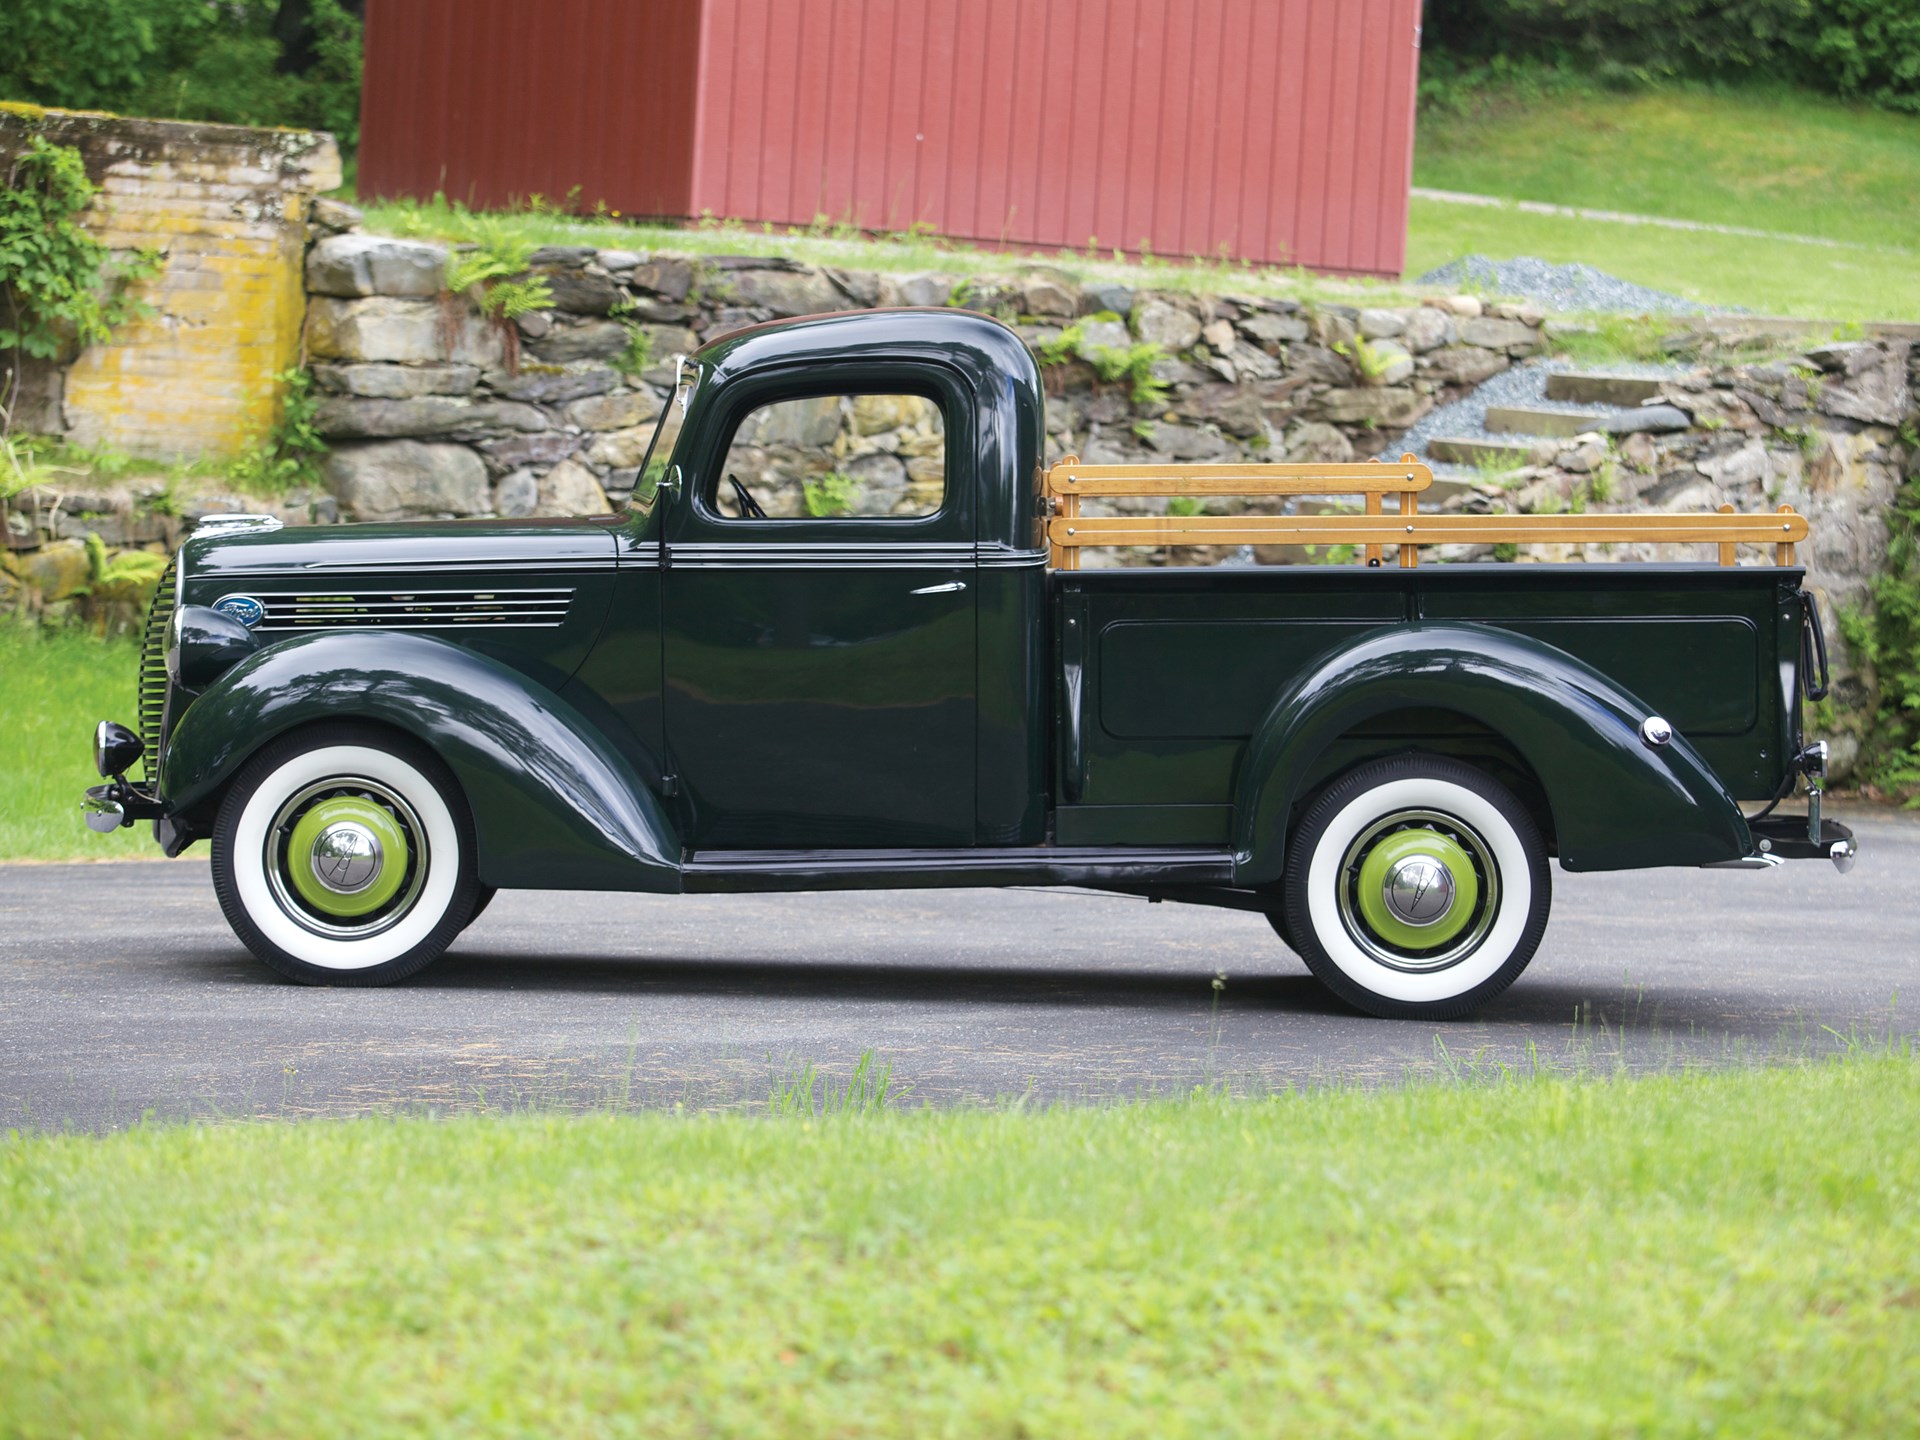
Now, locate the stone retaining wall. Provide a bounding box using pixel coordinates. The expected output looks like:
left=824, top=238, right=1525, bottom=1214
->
left=292, top=228, right=1549, bottom=522
left=4, top=205, right=1913, bottom=776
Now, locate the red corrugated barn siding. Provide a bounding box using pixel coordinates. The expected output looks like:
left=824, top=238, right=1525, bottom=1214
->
left=358, top=0, right=1421, bottom=277
left=358, top=0, right=702, bottom=216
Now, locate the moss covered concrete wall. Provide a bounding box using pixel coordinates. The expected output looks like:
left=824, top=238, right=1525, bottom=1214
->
left=0, top=105, right=340, bottom=462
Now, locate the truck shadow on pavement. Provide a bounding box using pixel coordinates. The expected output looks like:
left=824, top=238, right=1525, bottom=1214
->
left=183, top=946, right=1784, bottom=1040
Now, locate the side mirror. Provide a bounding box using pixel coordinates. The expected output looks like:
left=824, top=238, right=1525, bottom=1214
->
left=94, top=720, right=143, bottom=779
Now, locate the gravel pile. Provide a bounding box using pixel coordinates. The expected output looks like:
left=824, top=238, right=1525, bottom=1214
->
left=1384, top=357, right=1692, bottom=465
left=1416, top=255, right=1704, bottom=315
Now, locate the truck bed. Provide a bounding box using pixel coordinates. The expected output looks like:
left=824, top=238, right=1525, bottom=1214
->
left=1051, top=563, right=1800, bottom=848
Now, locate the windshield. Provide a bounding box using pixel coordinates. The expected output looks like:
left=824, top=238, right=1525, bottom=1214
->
left=629, top=356, right=699, bottom=515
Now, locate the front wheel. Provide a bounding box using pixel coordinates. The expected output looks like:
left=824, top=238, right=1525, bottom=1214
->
left=1282, top=755, right=1551, bottom=1020
left=211, top=724, right=480, bottom=985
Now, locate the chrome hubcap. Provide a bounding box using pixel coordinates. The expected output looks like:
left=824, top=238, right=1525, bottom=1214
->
left=264, top=776, right=428, bottom=940
left=1336, top=808, right=1500, bottom=973
left=1382, top=854, right=1455, bottom=926
left=310, top=821, right=383, bottom=895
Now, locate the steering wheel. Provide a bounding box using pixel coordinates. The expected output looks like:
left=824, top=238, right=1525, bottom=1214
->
left=726, top=472, right=770, bottom=520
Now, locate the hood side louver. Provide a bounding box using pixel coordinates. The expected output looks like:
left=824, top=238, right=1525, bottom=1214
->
left=254, top=588, right=576, bottom=631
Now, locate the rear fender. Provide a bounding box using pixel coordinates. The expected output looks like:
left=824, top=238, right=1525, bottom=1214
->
left=162, top=631, right=682, bottom=892
left=1233, top=623, right=1750, bottom=883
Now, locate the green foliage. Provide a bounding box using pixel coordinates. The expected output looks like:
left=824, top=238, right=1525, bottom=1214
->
left=610, top=323, right=653, bottom=379
left=1088, top=341, right=1169, bottom=409
left=79, top=529, right=167, bottom=600
left=1333, top=335, right=1397, bottom=383
left=2, top=434, right=151, bottom=501
left=1472, top=449, right=1529, bottom=488
left=0, top=0, right=364, bottom=148
left=0, top=136, right=161, bottom=366
left=1423, top=1, right=1920, bottom=115
left=1586, top=458, right=1619, bottom=505
left=768, top=1049, right=909, bottom=1118
left=1165, top=496, right=1205, bottom=518
left=227, top=367, right=325, bottom=496
left=1032, top=322, right=1084, bottom=369
left=1848, top=462, right=1920, bottom=799
left=802, top=471, right=858, bottom=518
left=445, top=225, right=555, bottom=321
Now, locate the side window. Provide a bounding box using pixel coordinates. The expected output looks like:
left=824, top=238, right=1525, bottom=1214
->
left=714, top=393, right=945, bottom=519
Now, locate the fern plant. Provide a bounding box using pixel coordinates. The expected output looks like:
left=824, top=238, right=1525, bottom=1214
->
left=802, top=471, right=859, bottom=517
left=445, top=229, right=554, bottom=320
left=1087, top=342, right=1169, bottom=409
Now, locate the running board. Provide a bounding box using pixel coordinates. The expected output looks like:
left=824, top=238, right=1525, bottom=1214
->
left=682, top=845, right=1237, bottom=894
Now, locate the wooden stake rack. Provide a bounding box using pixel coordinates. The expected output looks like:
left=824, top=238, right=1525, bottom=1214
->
left=1042, top=454, right=1808, bottom=570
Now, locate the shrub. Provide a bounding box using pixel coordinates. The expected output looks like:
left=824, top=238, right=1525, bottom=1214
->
left=0, top=0, right=364, bottom=148
left=1422, top=0, right=1920, bottom=114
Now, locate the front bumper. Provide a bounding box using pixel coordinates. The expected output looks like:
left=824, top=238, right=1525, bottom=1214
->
left=82, top=712, right=166, bottom=834
left=82, top=779, right=164, bottom=833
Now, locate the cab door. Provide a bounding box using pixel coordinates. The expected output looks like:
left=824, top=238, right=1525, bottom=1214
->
left=661, top=383, right=976, bottom=850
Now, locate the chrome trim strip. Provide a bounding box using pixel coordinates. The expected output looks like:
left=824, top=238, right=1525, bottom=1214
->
left=686, top=845, right=1231, bottom=872
left=667, top=542, right=977, bottom=569
left=192, top=513, right=283, bottom=535
left=256, top=620, right=569, bottom=631
left=977, top=547, right=1048, bottom=568
left=209, top=559, right=619, bottom=578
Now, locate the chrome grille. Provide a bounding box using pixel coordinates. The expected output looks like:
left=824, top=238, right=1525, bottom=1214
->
left=136, top=560, right=177, bottom=786
left=254, top=588, right=575, bottom=631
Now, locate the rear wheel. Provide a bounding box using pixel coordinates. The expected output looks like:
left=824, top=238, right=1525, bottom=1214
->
left=212, top=724, right=479, bottom=985
left=1281, top=755, right=1550, bottom=1020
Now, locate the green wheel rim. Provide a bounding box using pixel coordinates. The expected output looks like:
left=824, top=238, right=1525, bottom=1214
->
left=285, top=795, right=409, bottom=919
left=1353, top=827, right=1480, bottom=951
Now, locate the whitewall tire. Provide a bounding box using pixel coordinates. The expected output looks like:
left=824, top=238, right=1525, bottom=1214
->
left=1281, top=755, right=1551, bottom=1020
left=211, top=724, right=480, bottom=985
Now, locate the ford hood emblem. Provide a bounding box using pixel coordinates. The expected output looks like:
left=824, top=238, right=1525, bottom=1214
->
left=212, top=593, right=266, bottom=628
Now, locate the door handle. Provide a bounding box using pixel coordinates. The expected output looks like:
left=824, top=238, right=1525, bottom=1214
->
left=909, top=581, right=967, bottom=595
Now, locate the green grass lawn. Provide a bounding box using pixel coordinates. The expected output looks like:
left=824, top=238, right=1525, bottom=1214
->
left=0, top=625, right=151, bottom=861
left=1409, top=81, right=1920, bottom=319
left=1415, top=84, right=1920, bottom=250
left=2, top=1055, right=1915, bottom=1436
left=1403, top=194, right=1920, bottom=320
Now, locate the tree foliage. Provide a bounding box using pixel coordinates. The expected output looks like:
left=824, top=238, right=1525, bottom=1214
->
left=0, top=0, right=363, bottom=148
left=1424, top=0, right=1920, bottom=113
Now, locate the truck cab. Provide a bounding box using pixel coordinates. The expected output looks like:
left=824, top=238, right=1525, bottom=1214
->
left=87, top=309, right=1853, bottom=1018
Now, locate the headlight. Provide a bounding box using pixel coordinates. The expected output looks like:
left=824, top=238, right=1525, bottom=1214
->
left=94, top=720, right=144, bottom=778
left=167, top=605, right=261, bottom=691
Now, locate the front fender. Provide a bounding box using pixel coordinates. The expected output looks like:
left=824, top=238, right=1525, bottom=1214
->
left=162, top=631, right=682, bottom=893
left=1233, top=623, right=1750, bottom=884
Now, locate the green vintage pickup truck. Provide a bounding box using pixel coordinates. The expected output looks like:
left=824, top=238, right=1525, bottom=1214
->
left=85, top=309, right=1853, bottom=1018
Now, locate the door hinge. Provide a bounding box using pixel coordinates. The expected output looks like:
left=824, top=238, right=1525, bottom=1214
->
left=661, top=773, right=680, bottom=797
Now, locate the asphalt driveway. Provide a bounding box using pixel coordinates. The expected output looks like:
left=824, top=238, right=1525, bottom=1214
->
left=2, top=805, right=1914, bottom=1129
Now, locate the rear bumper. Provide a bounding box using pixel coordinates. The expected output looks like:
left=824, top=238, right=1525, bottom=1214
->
left=1707, top=816, right=1856, bottom=872
left=1750, top=815, right=1857, bottom=871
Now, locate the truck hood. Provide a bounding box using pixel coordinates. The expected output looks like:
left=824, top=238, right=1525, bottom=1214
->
left=179, top=515, right=624, bottom=585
